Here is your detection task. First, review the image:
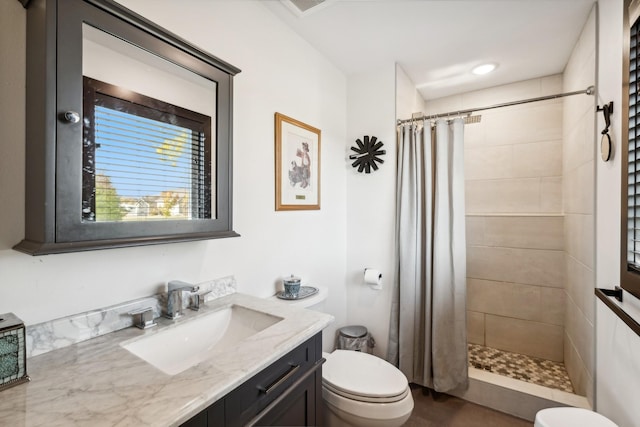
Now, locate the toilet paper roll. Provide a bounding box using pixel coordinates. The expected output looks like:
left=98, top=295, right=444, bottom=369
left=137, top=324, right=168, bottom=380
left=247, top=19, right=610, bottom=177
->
left=364, top=268, right=382, bottom=290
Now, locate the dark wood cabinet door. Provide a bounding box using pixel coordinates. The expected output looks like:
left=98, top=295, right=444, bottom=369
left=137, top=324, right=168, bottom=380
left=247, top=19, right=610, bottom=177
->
left=180, top=398, right=224, bottom=427
left=180, top=410, right=207, bottom=427
left=207, top=398, right=225, bottom=426
left=180, top=332, right=322, bottom=427
left=226, top=334, right=320, bottom=426
left=249, top=364, right=320, bottom=426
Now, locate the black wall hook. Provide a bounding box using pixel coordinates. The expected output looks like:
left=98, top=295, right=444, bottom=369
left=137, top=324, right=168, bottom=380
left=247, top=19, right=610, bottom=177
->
left=598, top=101, right=614, bottom=162
left=597, top=101, right=614, bottom=135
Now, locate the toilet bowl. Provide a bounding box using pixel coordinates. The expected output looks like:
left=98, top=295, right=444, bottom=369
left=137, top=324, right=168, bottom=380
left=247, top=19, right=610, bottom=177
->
left=270, top=290, right=412, bottom=425
left=322, top=350, right=414, bottom=427
left=535, top=407, right=619, bottom=427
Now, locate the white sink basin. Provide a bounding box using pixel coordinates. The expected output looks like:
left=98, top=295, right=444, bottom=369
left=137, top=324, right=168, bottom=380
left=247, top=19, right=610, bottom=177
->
left=121, top=305, right=282, bottom=375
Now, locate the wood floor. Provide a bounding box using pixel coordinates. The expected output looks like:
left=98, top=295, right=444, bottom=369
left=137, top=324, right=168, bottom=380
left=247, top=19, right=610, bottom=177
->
left=404, top=385, right=534, bottom=427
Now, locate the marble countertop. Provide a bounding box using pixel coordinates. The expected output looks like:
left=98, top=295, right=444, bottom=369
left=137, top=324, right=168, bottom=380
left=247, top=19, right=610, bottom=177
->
left=0, top=293, right=333, bottom=427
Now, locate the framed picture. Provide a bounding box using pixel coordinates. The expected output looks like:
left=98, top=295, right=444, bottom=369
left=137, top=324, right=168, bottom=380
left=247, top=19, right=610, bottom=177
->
left=275, top=113, right=321, bottom=211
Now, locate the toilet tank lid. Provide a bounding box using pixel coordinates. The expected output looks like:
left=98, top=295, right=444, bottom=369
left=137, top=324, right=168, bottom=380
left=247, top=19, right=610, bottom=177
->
left=270, top=285, right=327, bottom=308
left=535, top=408, right=618, bottom=427
left=323, top=350, right=408, bottom=398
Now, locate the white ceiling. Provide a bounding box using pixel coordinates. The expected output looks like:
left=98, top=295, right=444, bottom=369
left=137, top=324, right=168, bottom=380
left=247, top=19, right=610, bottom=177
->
left=262, top=0, right=596, bottom=100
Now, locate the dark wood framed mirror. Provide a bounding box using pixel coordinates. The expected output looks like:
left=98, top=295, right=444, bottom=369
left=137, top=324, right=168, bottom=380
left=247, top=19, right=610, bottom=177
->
left=15, top=0, right=241, bottom=255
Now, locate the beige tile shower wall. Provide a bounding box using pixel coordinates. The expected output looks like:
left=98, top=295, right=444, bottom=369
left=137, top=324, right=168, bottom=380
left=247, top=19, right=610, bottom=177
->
left=468, top=82, right=565, bottom=360
left=466, top=215, right=565, bottom=362
left=561, top=6, right=596, bottom=403
left=425, top=75, right=567, bottom=363
left=464, top=97, right=563, bottom=215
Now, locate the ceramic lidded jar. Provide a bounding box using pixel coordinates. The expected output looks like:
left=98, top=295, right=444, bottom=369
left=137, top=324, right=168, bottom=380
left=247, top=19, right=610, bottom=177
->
left=283, top=275, right=301, bottom=298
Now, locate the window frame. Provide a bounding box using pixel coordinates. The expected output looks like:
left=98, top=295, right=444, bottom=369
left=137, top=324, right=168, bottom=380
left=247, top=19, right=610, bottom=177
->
left=82, top=76, right=213, bottom=223
left=621, top=0, right=640, bottom=298
left=15, top=0, right=240, bottom=254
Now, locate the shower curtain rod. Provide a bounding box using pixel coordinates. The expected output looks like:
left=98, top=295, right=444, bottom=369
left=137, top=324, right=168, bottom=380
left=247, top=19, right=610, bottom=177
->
left=396, top=85, right=595, bottom=125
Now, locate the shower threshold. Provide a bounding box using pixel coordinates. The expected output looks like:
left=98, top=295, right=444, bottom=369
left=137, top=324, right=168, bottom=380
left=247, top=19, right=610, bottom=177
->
left=448, top=344, right=590, bottom=421
left=468, top=343, right=573, bottom=393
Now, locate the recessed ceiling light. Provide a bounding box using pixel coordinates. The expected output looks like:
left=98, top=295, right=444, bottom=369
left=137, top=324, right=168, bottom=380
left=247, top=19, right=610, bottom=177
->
left=472, top=63, right=497, bottom=75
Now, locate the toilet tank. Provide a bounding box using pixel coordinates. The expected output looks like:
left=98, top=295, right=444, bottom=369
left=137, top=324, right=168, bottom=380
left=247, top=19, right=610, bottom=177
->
left=269, top=286, right=330, bottom=350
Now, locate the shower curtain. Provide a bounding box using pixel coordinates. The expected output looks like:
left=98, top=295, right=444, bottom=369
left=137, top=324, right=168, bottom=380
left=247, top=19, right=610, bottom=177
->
left=388, top=118, right=468, bottom=392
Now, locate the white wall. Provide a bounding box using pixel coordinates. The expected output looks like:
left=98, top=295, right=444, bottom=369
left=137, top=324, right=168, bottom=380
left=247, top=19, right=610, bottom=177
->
left=344, top=64, right=397, bottom=358
left=341, top=65, right=429, bottom=359
left=562, top=6, right=597, bottom=403
left=596, top=1, right=623, bottom=291
left=396, top=65, right=427, bottom=120
left=340, top=65, right=423, bottom=359
left=594, top=0, right=640, bottom=423
left=0, top=0, right=348, bottom=351
left=596, top=295, right=640, bottom=426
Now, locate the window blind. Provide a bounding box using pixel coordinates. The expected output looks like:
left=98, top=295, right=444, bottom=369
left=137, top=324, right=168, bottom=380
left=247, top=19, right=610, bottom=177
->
left=82, top=77, right=212, bottom=223
left=629, top=17, right=640, bottom=271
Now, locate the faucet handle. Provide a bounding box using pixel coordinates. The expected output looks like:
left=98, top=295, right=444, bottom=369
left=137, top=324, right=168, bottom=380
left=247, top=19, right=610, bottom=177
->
left=128, top=307, right=157, bottom=329
left=189, top=290, right=212, bottom=311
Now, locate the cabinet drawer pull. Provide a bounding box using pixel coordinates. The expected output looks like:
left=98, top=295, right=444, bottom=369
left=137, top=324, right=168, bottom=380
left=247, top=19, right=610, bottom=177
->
left=257, top=364, right=300, bottom=395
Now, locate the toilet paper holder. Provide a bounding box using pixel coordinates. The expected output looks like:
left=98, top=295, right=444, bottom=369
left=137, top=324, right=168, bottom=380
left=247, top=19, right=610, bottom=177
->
left=364, top=268, right=383, bottom=289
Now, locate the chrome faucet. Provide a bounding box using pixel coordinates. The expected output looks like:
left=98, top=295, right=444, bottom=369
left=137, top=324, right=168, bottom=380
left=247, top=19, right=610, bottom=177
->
left=189, top=290, right=212, bottom=311
left=165, top=280, right=199, bottom=320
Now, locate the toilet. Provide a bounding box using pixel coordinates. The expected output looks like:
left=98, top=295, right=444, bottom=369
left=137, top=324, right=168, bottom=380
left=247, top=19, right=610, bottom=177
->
left=535, top=408, right=619, bottom=427
left=270, top=287, right=413, bottom=426
left=322, top=349, right=414, bottom=427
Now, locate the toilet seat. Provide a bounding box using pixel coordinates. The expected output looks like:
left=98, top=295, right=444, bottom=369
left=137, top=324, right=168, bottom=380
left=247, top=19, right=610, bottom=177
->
left=322, top=350, right=408, bottom=400
left=322, top=384, right=414, bottom=424
left=323, top=380, right=409, bottom=403
left=535, top=408, right=619, bottom=427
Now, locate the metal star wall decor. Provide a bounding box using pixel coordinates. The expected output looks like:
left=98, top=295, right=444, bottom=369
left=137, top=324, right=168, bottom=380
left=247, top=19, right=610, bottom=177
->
left=349, top=135, right=385, bottom=173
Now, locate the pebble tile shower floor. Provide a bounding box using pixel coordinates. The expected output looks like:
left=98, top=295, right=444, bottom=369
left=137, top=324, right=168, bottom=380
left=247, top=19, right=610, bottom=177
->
left=468, top=344, right=574, bottom=393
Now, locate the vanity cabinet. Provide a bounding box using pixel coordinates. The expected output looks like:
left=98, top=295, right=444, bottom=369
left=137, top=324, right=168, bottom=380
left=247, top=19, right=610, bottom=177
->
left=181, top=332, right=323, bottom=427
